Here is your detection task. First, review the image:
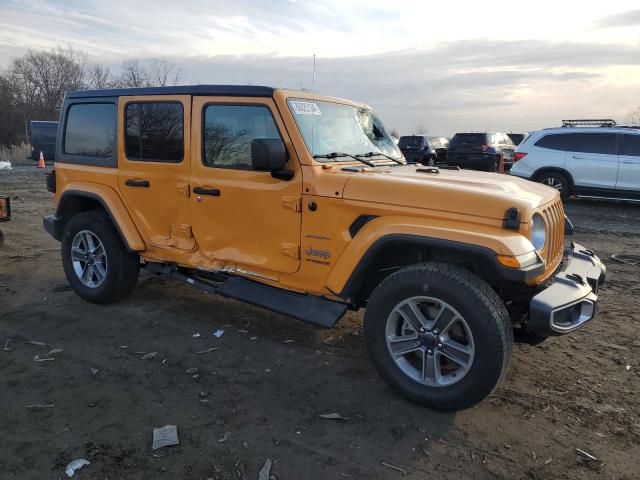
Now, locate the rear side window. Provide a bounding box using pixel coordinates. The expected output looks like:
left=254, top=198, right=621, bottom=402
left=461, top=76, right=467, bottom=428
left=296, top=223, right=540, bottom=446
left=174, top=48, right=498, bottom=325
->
left=125, top=102, right=184, bottom=162
left=202, top=104, right=281, bottom=169
left=534, top=134, right=574, bottom=151
left=569, top=133, right=617, bottom=155
left=399, top=136, right=424, bottom=147
left=64, top=103, right=116, bottom=157
left=621, top=134, right=640, bottom=156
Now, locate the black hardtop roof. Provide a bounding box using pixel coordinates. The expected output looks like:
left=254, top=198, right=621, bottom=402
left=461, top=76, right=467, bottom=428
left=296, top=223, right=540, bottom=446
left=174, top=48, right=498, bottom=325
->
left=66, top=85, right=276, bottom=99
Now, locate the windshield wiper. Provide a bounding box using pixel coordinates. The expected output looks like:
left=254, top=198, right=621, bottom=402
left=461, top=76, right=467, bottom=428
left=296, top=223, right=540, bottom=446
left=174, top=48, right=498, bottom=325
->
left=313, top=152, right=376, bottom=168
left=356, top=151, right=405, bottom=165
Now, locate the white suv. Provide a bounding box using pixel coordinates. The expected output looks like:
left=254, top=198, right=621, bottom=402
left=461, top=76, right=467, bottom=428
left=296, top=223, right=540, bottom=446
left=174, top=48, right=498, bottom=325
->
left=510, top=127, right=640, bottom=201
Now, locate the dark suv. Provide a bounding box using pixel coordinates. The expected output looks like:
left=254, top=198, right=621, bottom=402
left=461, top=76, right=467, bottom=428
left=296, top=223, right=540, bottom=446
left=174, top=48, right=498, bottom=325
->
left=398, top=135, right=437, bottom=165
left=447, top=132, right=516, bottom=172
left=27, top=121, right=58, bottom=161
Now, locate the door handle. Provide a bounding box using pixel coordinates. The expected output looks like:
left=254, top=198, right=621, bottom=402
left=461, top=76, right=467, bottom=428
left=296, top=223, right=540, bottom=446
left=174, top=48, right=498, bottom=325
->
left=125, top=179, right=149, bottom=187
left=622, top=160, right=637, bottom=164
left=193, top=186, right=221, bottom=196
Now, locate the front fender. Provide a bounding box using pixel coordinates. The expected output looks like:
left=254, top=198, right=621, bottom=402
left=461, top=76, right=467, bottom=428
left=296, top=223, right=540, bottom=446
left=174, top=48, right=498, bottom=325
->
left=58, top=182, right=146, bottom=251
left=325, top=215, right=536, bottom=297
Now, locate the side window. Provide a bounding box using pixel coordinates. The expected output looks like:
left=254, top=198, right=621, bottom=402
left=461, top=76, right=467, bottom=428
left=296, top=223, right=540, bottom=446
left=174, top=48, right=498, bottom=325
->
left=64, top=103, right=116, bottom=156
left=125, top=102, right=183, bottom=162
left=570, top=133, right=617, bottom=155
left=621, top=134, right=640, bottom=156
left=202, top=104, right=281, bottom=169
left=535, top=133, right=574, bottom=151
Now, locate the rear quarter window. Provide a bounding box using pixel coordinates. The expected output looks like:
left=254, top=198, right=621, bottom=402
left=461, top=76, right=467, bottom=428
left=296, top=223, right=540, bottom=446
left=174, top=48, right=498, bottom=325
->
left=64, top=103, right=116, bottom=156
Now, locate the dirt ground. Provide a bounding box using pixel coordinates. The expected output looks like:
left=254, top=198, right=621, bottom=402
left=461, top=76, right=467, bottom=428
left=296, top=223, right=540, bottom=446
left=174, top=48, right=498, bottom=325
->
left=1, top=158, right=639, bottom=480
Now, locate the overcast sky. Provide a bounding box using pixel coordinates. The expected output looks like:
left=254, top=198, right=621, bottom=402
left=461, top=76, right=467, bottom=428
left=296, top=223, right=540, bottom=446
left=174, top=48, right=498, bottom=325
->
left=1, top=0, right=639, bottom=135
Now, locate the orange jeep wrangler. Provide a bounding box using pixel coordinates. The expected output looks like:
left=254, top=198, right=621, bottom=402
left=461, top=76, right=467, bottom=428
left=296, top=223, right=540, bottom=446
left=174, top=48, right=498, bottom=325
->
left=44, top=86, right=605, bottom=410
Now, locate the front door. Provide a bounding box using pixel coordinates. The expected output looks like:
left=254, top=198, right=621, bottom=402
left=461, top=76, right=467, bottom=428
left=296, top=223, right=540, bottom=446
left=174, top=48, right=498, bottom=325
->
left=117, top=95, right=193, bottom=250
left=190, top=97, right=302, bottom=275
left=617, top=133, right=640, bottom=194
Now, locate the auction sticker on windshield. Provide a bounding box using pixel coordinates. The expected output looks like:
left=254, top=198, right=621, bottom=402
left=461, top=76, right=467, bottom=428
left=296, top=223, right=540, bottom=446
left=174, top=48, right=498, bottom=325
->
left=290, top=100, right=322, bottom=115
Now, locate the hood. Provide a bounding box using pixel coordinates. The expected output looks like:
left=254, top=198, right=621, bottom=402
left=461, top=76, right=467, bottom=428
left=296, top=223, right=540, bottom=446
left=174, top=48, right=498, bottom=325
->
left=342, top=165, right=558, bottom=221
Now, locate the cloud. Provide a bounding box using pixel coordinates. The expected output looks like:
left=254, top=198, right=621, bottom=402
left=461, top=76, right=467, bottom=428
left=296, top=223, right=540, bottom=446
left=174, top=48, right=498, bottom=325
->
left=598, top=9, right=640, bottom=28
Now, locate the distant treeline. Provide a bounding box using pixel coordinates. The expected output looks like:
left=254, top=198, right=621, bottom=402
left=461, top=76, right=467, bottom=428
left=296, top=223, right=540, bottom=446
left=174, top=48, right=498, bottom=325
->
left=0, top=46, right=183, bottom=149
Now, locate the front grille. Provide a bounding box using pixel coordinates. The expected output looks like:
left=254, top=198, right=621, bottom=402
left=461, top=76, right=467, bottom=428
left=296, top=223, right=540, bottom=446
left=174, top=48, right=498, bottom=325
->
left=541, top=200, right=565, bottom=267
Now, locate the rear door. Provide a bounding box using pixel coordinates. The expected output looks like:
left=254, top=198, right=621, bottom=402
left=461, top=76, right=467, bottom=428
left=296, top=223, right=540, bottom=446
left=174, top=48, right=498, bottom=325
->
left=617, top=133, right=640, bottom=194
left=564, top=132, right=618, bottom=190
left=117, top=95, right=193, bottom=250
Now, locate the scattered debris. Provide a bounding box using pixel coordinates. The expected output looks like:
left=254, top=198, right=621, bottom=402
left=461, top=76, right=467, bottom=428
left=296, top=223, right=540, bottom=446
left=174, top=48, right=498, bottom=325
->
left=531, top=451, right=537, bottom=460
left=626, top=365, right=631, bottom=371
left=27, top=404, right=55, bottom=409
left=55, top=426, right=70, bottom=435
left=65, top=458, right=90, bottom=477
left=3, top=339, right=11, bottom=351
left=381, top=461, right=407, bottom=476
left=576, top=448, right=597, bottom=461
left=25, top=340, right=46, bottom=346
left=196, top=347, right=221, bottom=354
left=152, top=425, right=179, bottom=450
left=544, top=458, right=553, bottom=465
left=90, top=368, right=98, bottom=375
left=186, top=367, right=198, bottom=374
left=33, top=355, right=55, bottom=362
left=199, top=391, right=209, bottom=399
left=257, top=458, right=272, bottom=480
left=193, top=332, right=201, bottom=338
left=47, top=348, right=62, bottom=356
left=237, top=329, right=249, bottom=334
left=217, top=431, right=231, bottom=443
left=119, top=345, right=128, bottom=349
left=250, top=336, right=258, bottom=341
left=212, top=329, right=225, bottom=338
left=319, top=412, right=348, bottom=421
left=140, top=352, right=158, bottom=360
left=283, top=339, right=295, bottom=343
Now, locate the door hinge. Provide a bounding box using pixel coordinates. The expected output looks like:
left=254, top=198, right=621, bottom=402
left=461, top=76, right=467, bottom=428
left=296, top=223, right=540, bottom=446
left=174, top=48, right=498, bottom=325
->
left=281, top=242, right=300, bottom=260
left=282, top=196, right=302, bottom=212
left=177, top=183, right=190, bottom=197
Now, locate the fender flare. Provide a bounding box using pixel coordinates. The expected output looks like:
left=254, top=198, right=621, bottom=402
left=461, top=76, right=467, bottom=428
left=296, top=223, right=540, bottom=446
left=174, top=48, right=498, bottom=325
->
left=55, top=185, right=146, bottom=251
left=324, top=217, right=540, bottom=299
left=531, top=167, right=575, bottom=187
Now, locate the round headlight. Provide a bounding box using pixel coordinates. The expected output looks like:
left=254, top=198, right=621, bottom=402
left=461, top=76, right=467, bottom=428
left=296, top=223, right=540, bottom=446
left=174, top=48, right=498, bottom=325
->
left=531, top=213, right=546, bottom=251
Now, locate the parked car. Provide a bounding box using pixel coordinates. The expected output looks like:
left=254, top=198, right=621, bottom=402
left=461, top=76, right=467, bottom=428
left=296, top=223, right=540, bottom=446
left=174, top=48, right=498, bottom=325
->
left=447, top=132, right=516, bottom=172
left=43, top=85, right=604, bottom=411
left=428, top=136, right=449, bottom=163
left=398, top=135, right=437, bottom=165
left=27, top=120, right=58, bottom=161
left=507, top=133, right=526, bottom=146
left=510, top=127, right=640, bottom=201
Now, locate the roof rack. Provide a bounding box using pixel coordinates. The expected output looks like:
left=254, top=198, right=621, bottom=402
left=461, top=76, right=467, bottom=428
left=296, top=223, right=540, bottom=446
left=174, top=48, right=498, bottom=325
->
left=561, top=119, right=617, bottom=128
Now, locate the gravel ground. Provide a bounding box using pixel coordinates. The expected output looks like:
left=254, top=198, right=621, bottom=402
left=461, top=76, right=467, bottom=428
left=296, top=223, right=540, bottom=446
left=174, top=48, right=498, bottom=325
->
left=1, top=158, right=639, bottom=479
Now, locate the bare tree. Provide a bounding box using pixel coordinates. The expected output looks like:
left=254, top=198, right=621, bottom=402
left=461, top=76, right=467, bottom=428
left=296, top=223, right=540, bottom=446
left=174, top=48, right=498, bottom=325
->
left=388, top=127, right=400, bottom=138
left=0, top=73, right=24, bottom=149
left=10, top=46, right=87, bottom=120
left=413, top=124, right=428, bottom=135
left=86, top=63, right=115, bottom=89
left=625, top=107, right=640, bottom=125
left=119, top=59, right=182, bottom=87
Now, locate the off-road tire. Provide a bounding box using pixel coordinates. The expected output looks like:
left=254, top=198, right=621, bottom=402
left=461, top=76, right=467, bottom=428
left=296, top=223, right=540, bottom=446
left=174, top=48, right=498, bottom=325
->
left=61, top=211, right=139, bottom=303
left=364, top=262, right=513, bottom=411
left=535, top=171, right=570, bottom=200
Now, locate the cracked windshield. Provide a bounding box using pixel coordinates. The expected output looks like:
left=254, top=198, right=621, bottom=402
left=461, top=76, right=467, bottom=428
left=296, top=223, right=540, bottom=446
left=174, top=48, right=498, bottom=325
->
left=287, top=99, right=401, bottom=160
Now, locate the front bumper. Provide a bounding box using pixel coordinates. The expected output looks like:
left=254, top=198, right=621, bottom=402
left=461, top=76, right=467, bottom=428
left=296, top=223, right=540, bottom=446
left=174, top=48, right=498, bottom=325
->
left=528, top=242, right=606, bottom=336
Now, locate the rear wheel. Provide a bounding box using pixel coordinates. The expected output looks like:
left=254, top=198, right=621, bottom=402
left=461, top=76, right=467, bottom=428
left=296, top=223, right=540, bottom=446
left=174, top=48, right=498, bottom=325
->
left=364, top=263, right=513, bottom=411
left=535, top=172, right=570, bottom=200
left=61, top=211, right=140, bottom=303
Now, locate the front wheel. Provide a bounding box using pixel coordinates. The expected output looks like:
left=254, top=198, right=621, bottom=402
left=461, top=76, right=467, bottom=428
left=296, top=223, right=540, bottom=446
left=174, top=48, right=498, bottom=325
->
left=535, top=172, right=570, bottom=200
left=364, top=263, right=513, bottom=411
left=61, top=211, right=140, bottom=304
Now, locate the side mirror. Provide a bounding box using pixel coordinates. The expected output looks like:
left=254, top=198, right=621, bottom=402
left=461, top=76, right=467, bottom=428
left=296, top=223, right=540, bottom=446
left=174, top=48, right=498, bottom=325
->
left=251, top=139, right=288, bottom=171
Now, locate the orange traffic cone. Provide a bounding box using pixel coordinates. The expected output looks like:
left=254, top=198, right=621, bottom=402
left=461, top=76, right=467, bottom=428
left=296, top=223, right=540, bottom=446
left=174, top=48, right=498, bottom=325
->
left=37, top=151, right=45, bottom=169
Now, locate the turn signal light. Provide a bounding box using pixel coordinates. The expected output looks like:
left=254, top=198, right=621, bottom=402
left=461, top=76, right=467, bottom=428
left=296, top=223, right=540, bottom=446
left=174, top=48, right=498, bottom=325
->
left=496, top=251, right=539, bottom=269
